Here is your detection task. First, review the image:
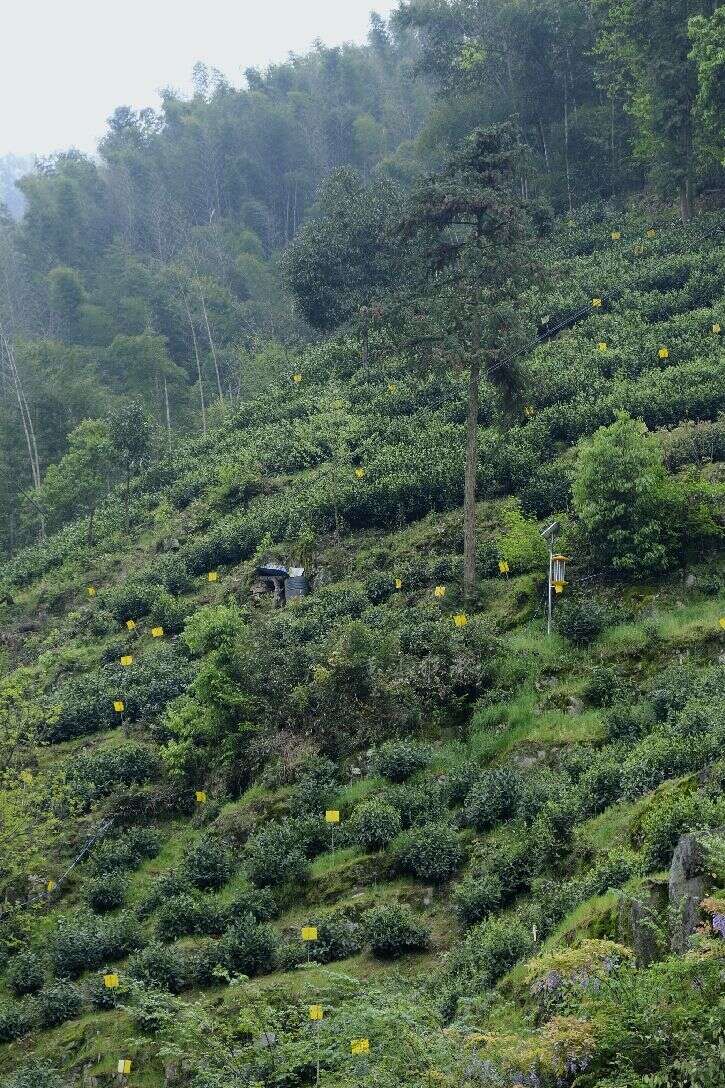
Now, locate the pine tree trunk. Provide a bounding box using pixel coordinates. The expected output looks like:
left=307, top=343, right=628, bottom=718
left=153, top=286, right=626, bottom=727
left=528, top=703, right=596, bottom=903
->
left=463, top=311, right=481, bottom=600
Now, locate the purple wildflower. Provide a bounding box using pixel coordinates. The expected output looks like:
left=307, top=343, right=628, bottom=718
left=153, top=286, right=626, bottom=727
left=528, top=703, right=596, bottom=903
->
left=712, top=913, right=725, bottom=937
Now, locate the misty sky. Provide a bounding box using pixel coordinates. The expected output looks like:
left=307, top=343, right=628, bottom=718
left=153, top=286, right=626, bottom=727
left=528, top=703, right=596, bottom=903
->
left=1, top=0, right=398, bottom=157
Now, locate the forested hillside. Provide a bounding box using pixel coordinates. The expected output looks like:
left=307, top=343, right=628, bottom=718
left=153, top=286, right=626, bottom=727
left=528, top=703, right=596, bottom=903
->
left=0, top=2, right=723, bottom=1086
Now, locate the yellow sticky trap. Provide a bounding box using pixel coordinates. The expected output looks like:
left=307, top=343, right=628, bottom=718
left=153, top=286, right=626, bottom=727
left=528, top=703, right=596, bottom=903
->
left=104, top=973, right=119, bottom=989
left=646, top=228, right=656, bottom=238
left=125, top=619, right=136, bottom=631
left=87, top=586, right=96, bottom=597
left=591, top=298, right=602, bottom=308
left=498, top=561, right=510, bottom=575
left=598, top=342, right=607, bottom=352
left=387, top=382, right=397, bottom=393
left=553, top=581, right=565, bottom=594
left=394, top=578, right=402, bottom=590
left=611, top=230, right=621, bottom=240
left=113, top=700, right=125, bottom=713
left=309, top=1004, right=323, bottom=1021
left=151, top=626, right=164, bottom=638
left=292, top=373, right=303, bottom=384
left=208, top=571, right=219, bottom=582
left=354, top=468, right=366, bottom=479
left=301, top=926, right=318, bottom=941
left=524, top=406, right=534, bottom=418
left=719, top=618, right=725, bottom=630
left=117, top=1059, right=132, bottom=1075
left=195, top=790, right=207, bottom=804
left=47, top=880, right=56, bottom=892
left=658, top=346, right=669, bottom=359
left=712, top=324, right=720, bottom=335
left=453, top=613, right=468, bottom=628
left=351, top=1039, right=370, bottom=1055
left=120, top=655, right=133, bottom=667
left=325, top=810, right=340, bottom=824
left=633, top=245, right=644, bottom=255
left=433, top=585, right=446, bottom=598
left=19, top=770, right=33, bottom=784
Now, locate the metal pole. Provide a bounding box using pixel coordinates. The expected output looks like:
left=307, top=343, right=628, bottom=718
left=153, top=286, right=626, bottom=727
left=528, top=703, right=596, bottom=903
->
left=547, top=544, right=553, bottom=637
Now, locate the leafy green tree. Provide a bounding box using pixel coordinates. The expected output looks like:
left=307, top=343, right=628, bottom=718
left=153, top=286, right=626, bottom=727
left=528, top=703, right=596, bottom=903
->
left=108, top=398, right=152, bottom=528
left=283, top=169, right=404, bottom=331
left=688, top=8, right=725, bottom=166
left=572, top=412, right=721, bottom=577
left=34, top=419, right=112, bottom=542
left=400, top=123, right=536, bottom=597
left=595, top=0, right=713, bottom=220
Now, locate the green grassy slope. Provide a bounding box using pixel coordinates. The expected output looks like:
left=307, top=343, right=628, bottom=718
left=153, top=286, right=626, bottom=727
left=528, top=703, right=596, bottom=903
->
left=0, top=205, right=723, bottom=1087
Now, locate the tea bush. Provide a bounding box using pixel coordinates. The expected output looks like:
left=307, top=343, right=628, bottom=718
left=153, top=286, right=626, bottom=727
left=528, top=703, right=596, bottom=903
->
left=452, top=873, right=504, bottom=926
left=228, top=887, right=279, bottom=923
left=364, top=903, right=430, bottom=957
left=385, top=779, right=448, bottom=829
left=462, top=768, right=522, bottom=832
left=348, top=797, right=402, bottom=851
left=86, top=827, right=160, bottom=875
left=48, top=911, right=142, bottom=978
left=391, top=822, right=463, bottom=883
left=277, top=911, right=364, bottom=969
left=32, top=982, right=85, bottom=1028
left=181, top=836, right=233, bottom=890
left=245, top=822, right=310, bottom=888
left=67, top=743, right=161, bottom=807
left=370, top=740, right=431, bottom=782
left=0, top=1002, right=30, bottom=1043
left=6, top=953, right=44, bottom=997
left=127, top=942, right=186, bottom=992
left=556, top=596, right=608, bottom=645
left=83, top=873, right=127, bottom=913
left=220, top=915, right=277, bottom=977
left=638, top=791, right=725, bottom=871
left=155, top=893, right=229, bottom=941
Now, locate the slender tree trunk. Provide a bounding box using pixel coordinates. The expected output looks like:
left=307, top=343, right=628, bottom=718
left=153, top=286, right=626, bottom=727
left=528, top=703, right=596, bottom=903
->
left=163, top=377, right=173, bottom=455
left=539, top=119, right=550, bottom=174
left=125, top=466, right=131, bottom=531
left=563, top=69, right=573, bottom=214
left=182, top=293, right=207, bottom=436
left=463, top=310, right=481, bottom=600
left=197, top=283, right=224, bottom=404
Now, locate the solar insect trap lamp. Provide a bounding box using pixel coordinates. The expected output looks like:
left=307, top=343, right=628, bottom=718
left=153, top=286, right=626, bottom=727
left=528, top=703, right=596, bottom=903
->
left=540, top=522, right=569, bottom=635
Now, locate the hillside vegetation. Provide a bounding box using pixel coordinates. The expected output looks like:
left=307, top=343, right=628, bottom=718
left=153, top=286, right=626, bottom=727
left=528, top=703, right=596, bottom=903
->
left=0, top=1, right=724, bottom=1085
left=0, top=200, right=723, bottom=1087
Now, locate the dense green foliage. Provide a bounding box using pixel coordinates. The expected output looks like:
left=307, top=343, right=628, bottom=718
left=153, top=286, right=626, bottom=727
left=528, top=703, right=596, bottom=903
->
left=0, top=4, right=722, bottom=1087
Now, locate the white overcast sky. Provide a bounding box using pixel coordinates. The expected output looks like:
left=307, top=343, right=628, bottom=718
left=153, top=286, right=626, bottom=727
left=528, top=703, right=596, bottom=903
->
left=1, top=0, right=399, bottom=157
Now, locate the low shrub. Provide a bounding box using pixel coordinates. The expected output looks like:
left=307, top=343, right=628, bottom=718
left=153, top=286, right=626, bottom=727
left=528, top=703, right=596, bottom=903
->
left=371, top=740, right=431, bottom=782
left=364, top=903, right=430, bottom=957
left=462, top=768, right=521, bottom=831
left=605, top=700, right=657, bottom=743
left=276, top=912, right=364, bottom=969
left=587, top=665, right=627, bottom=708
left=391, top=822, right=463, bottom=883
left=48, top=911, right=142, bottom=979
left=288, top=757, right=338, bottom=819
left=127, top=942, right=186, bottom=992
left=638, top=792, right=725, bottom=871
left=245, top=822, right=310, bottom=888
left=448, top=916, right=534, bottom=988
left=6, top=952, right=44, bottom=996
left=155, top=893, right=229, bottom=941
left=84, top=873, right=127, bottom=913
left=385, top=780, right=447, bottom=829
left=556, top=597, right=608, bottom=645
left=181, top=836, right=233, bottom=890
left=220, top=915, right=277, bottom=977
left=348, top=798, right=402, bottom=851
left=452, top=873, right=504, bottom=926
left=0, top=1001, right=30, bottom=1042
left=228, top=887, right=279, bottom=922
left=0, top=1061, right=66, bottom=1088
left=33, top=982, right=85, bottom=1028
left=87, top=827, right=160, bottom=875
